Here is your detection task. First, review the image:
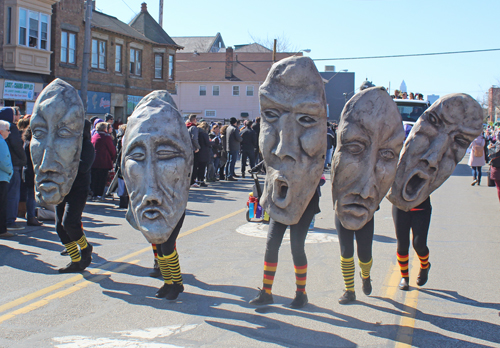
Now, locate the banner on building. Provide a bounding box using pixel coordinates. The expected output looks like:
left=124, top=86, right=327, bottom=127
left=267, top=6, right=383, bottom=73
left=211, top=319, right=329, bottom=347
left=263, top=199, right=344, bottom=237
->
left=127, top=95, right=143, bottom=115
left=79, top=90, right=111, bottom=114
left=3, top=80, right=35, bottom=100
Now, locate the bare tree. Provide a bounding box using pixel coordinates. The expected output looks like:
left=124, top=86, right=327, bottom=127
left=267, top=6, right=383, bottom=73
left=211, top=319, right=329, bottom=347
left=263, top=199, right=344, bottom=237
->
left=248, top=32, right=298, bottom=53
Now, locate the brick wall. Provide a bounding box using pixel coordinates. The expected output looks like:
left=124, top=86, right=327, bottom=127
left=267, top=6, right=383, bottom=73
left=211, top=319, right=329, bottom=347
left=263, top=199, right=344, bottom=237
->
left=51, top=0, right=175, bottom=99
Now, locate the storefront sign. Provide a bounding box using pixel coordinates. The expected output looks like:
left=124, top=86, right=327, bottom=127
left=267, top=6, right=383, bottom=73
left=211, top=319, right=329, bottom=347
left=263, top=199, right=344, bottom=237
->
left=3, top=80, right=35, bottom=100
left=127, top=95, right=143, bottom=115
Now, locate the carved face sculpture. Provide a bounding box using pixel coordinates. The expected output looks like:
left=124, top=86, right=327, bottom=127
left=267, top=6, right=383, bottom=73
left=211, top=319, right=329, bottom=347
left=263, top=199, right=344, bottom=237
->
left=259, top=56, right=327, bottom=225
left=332, top=87, right=405, bottom=230
left=122, top=96, right=193, bottom=244
left=387, top=93, right=483, bottom=210
left=30, top=79, right=84, bottom=205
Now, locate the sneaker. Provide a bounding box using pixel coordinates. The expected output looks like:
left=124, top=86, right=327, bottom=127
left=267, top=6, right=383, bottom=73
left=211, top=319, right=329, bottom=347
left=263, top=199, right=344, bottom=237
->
left=165, top=283, right=184, bottom=300
left=399, top=277, right=410, bottom=291
left=27, top=217, right=43, bottom=226
left=338, top=290, right=356, bottom=304
left=58, top=261, right=84, bottom=273
left=60, top=249, right=69, bottom=256
left=149, top=260, right=162, bottom=278
left=7, top=223, right=25, bottom=231
left=191, top=183, right=200, bottom=188
left=471, top=180, right=477, bottom=186
left=155, top=283, right=172, bottom=298
left=416, top=263, right=431, bottom=286
left=249, top=288, right=273, bottom=305
left=200, top=182, right=208, bottom=187
left=80, top=243, right=93, bottom=269
left=289, top=291, right=308, bottom=309
left=0, top=232, right=15, bottom=238
left=360, top=272, right=372, bottom=295
left=226, top=176, right=237, bottom=182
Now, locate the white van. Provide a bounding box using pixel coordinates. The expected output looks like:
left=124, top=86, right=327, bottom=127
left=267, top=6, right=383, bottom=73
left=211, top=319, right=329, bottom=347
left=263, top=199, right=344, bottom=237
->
left=394, top=99, right=430, bottom=127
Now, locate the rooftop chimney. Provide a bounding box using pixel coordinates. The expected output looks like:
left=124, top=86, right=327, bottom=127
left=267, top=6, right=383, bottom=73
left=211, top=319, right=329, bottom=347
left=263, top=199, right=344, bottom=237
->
left=225, top=47, right=233, bottom=79
left=141, top=2, right=147, bottom=12
left=159, top=0, right=163, bottom=27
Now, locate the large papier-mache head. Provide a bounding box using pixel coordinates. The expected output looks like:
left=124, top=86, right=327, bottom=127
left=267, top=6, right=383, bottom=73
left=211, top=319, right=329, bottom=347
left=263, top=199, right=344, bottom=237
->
left=387, top=93, right=483, bottom=211
left=332, top=87, right=405, bottom=230
left=30, top=78, right=85, bottom=205
left=259, top=56, right=327, bottom=225
left=122, top=91, right=193, bottom=244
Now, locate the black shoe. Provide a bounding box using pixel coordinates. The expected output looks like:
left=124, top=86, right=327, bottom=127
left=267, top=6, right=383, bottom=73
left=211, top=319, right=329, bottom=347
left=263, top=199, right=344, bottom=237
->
left=149, top=260, right=161, bottom=278
left=165, top=283, right=184, bottom=300
left=200, top=182, right=208, bottom=187
left=155, top=283, right=172, bottom=298
left=338, top=290, right=356, bottom=304
left=241, top=173, right=245, bottom=178
left=233, top=174, right=240, bottom=178
left=360, top=273, right=372, bottom=295
left=227, top=176, right=237, bottom=181
left=60, top=249, right=69, bottom=256
left=79, top=244, right=93, bottom=269
left=416, top=263, right=431, bottom=286
left=289, top=291, right=308, bottom=309
left=399, top=277, right=410, bottom=291
left=58, top=261, right=83, bottom=273
left=249, top=288, right=274, bottom=305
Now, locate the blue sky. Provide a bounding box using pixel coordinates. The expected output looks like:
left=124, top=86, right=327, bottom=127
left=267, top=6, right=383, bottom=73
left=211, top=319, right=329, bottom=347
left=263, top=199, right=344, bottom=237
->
left=96, top=0, right=500, bottom=102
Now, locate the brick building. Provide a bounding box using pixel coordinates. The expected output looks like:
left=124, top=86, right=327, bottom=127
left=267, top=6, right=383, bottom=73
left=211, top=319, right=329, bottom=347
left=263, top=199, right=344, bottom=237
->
left=50, top=1, right=181, bottom=122
left=0, top=0, right=59, bottom=114
left=488, top=87, right=500, bottom=124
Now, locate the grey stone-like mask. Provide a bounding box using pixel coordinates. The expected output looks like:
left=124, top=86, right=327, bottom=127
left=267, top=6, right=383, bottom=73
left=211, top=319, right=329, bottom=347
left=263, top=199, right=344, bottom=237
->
left=30, top=79, right=84, bottom=205
left=259, top=56, right=327, bottom=225
left=332, top=87, right=405, bottom=230
left=122, top=94, right=193, bottom=244
left=387, top=93, right=483, bottom=211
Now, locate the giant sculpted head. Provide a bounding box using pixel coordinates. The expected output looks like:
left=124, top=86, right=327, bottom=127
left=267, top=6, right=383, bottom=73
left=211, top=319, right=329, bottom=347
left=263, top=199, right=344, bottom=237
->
left=122, top=92, right=193, bottom=244
left=259, top=56, right=327, bottom=225
left=30, top=79, right=85, bottom=205
left=387, top=93, right=483, bottom=210
left=332, top=87, right=405, bottom=230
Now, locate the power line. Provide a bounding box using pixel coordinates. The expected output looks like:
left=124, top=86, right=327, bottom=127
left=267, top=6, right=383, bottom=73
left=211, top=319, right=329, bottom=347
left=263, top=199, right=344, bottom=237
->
left=119, top=0, right=137, bottom=16
left=176, top=48, right=500, bottom=64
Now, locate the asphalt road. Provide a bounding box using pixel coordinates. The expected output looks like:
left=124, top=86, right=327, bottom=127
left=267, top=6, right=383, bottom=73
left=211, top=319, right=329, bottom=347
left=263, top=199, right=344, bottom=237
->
left=1, top=156, right=499, bottom=348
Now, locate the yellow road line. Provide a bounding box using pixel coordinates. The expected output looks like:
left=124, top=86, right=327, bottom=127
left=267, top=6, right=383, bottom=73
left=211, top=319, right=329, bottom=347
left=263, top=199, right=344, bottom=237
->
left=0, top=208, right=245, bottom=323
left=0, top=260, right=140, bottom=324
left=395, top=253, right=421, bottom=348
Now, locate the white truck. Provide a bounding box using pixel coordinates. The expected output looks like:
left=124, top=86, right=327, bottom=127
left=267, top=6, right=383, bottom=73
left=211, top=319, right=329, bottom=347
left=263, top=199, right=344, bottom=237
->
left=394, top=99, right=430, bottom=127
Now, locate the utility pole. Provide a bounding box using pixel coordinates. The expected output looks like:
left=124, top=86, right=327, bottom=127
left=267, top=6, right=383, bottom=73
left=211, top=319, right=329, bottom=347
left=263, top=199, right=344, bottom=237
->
left=159, top=0, right=164, bottom=27
left=272, top=39, right=277, bottom=62
left=81, top=0, right=93, bottom=116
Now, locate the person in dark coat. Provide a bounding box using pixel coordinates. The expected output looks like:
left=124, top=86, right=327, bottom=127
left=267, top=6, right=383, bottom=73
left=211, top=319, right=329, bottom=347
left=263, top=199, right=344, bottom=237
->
left=56, top=119, right=95, bottom=273
left=252, top=117, right=261, bottom=163
left=240, top=120, right=257, bottom=177
left=225, top=117, right=242, bottom=181
left=23, top=126, right=42, bottom=226
left=0, top=107, right=26, bottom=230
left=91, top=122, right=116, bottom=200
left=195, top=122, right=213, bottom=187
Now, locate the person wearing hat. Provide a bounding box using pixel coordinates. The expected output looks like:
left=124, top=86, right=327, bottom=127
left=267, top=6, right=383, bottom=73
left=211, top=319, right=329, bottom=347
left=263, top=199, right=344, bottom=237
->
left=105, top=113, right=117, bottom=147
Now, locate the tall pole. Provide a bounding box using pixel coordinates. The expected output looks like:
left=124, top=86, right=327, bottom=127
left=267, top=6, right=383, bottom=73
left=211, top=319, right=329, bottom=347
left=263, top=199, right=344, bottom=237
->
left=272, top=39, right=277, bottom=62
left=159, top=0, right=164, bottom=27
left=81, top=0, right=93, bottom=116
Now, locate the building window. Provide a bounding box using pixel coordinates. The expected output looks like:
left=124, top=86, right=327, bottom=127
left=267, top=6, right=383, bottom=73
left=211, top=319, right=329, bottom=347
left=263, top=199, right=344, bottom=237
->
left=61, top=31, right=76, bottom=64
left=91, top=39, right=106, bottom=70
left=7, top=8, right=12, bottom=44
left=18, top=9, right=49, bottom=49
left=246, top=86, right=254, bottom=96
left=232, top=86, right=239, bottom=96
left=199, top=86, right=207, bottom=96
left=168, top=55, right=174, bottom=80
left=212, top=86, right=219, bottom=96
left=154, top=54, right=163, bottom=79
left=205, top=110, right=216, bottom=117
left=115, top=44, right=122, bottom=72
left=130, top=48, right=142, bottom=76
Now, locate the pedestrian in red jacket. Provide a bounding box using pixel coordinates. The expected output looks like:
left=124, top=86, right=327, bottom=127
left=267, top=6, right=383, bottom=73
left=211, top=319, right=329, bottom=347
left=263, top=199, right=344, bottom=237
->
left=90, top=122, right=116, bottom=200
